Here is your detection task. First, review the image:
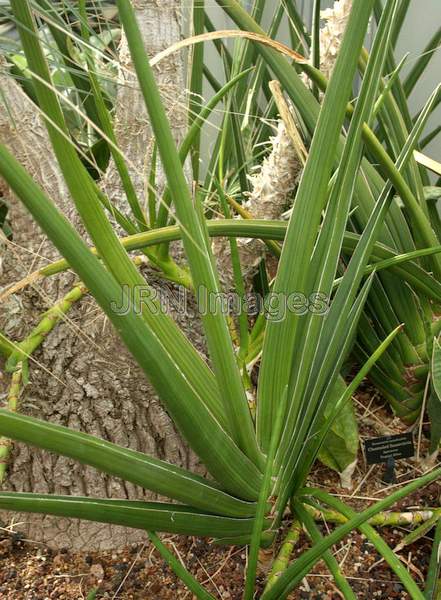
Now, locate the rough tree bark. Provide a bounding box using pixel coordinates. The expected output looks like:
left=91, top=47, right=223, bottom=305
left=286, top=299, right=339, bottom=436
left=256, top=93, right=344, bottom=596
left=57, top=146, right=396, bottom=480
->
left=0, top=0, right=200, bottom=550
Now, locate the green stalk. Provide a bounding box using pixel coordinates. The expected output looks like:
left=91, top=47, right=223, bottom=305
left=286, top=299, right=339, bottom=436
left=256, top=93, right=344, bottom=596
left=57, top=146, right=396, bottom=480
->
left=264, top=520, right=302, bottom=592
left=116, top=0, right=262, bottom=468
left=425, top=517, right=441, bottom=599
left=212, top=0, right=436, bottom=271
left=390, top=0, right=410, bottom=48
left=0, top=367, right=22, bottom=482
left=79, top=0, right=190, bottom=287
left=78, top=0, right=148, bottom=231
left=8, top=1, right=265, bottom=495
left=0, top=144, right=263, bottom=501
left=0, top=409, right=257, bottom=518
left=6, top=282, right=87, bottom=371
left=34, top=0, right=102, bottom=128
left=23, top=222, right=441, bottom=305
left=0, top=493, right=262, bottom=539
left=395, top=513, right=440, bottom=551
left=293, top=325, right=404, bottom=491
left=243, top=387, right=288, bottom=600
left=302, top=63, right=441, bottom=276
left=0, top=282, right=87, bottom=482
left=261, top=468, right=441, bottom=599
left=421, top=126, right=441, bottom=149
left=305, top=505, right=441, bottom=527
left=203, top=13, right=233, bottom=69
left=403, top=26, right=441, bottom=97
left=0, top=331, right=15, bottom=358
left=188, top=0, right=205, bottom=182
left=282, top=0, right=311, bottom=50
left=275, top=0, right=398, bottom=480
left=311, top=0, right=321, bottom=100
left=275, top=277, right=375, bottom=512
left=155, top=68, right=254, bottom=233
left=295, top=504, right=356, bottom=600
left=148, top=532, right=214, bottom=600
left=372, top=53, right=408, bottom=120
left=240, top=3, right=286, bottom=137
left=286, top=81, right=441, bottom=455
left=308, top=491, right=425, bottom=599
left=10, top=0, right=150, bottom=294
left=333, top=244, right=441, bottom=289
left=147, top=143, right=158, bottom=228
left=257, top=0, right=376, bottom=451
left=214, top=181, right=249, bottom=362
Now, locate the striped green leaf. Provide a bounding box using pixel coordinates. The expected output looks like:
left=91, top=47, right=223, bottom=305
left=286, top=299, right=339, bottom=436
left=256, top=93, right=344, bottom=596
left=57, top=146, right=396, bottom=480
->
left=0, top=144, right=262, bottom=500
left=0, top=409, right=256, bottom=517
left=115, top=0, right=262, bottom=468
left=0, top=493, right=262, bottom=538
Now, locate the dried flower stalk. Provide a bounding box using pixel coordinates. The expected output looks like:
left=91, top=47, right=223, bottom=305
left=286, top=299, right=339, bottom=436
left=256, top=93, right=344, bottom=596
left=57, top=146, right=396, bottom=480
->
left=214, top=99, right=302, bottom=290
left=320, top=0, right=353, bottom=80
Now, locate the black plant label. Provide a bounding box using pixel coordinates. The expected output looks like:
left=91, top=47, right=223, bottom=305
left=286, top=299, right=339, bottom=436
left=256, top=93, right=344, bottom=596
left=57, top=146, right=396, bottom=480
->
left=364, top=433, right=415, bottom=465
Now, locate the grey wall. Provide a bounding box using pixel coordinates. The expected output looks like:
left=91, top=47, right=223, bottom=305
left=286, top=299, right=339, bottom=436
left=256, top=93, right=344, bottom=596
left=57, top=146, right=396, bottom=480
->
left=395, top=0, right=441, bottom=160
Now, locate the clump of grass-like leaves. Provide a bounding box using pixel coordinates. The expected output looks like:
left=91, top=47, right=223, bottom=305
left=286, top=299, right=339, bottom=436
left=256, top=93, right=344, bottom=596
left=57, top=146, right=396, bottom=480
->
left=0, top=1, right=440, bottom=598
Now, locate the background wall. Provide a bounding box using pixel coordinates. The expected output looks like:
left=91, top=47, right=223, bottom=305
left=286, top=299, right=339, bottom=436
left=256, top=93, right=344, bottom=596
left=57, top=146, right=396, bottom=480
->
left=394, top=0, right=441, bottom=160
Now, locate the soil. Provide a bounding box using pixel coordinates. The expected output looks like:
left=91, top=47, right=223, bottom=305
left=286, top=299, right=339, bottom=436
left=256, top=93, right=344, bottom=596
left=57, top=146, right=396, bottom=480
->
left=0, top=396, right=439, bottom=599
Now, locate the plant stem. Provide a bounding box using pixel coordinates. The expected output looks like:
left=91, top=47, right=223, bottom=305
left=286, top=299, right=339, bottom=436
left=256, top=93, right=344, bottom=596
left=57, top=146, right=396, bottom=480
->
left=0, top=366, right=22, bottom=482
left=243, top=386, right=288, bottom=599
left=147, top=532, right=215, bottom=600
left=306, top=505, right=441, bottom=527
left=0, top=331, right=14, bottom=358
left=0, top=282, right=88, bottom=482
left=297, top=503, right=356, bottom=600
left=425, top=517, right=441, bottom=599
left=264, top=519, right=302, bottom=592
left=6, top=282, right=88, bottom=370
left=305, top=492, right=425, bottom=599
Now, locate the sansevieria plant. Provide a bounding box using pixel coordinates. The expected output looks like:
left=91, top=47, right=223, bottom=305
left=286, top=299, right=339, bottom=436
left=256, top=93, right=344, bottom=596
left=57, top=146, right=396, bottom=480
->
left=0, top=1, right=440, bottom=598
left=202, top=0, right=441, bottom=445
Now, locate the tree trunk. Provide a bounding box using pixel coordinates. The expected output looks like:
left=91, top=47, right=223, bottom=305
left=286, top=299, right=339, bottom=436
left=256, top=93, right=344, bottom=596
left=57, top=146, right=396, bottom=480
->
left=0, top=0, right=198, bottom=550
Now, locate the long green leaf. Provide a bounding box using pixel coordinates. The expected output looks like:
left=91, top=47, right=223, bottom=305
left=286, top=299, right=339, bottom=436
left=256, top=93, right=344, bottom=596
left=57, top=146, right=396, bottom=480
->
left=38, top=221, right=441, bottom=303
left=0, top=144, right=262, bottom=500
left=307, top=491, right=425, bottom=599
left=403, top=26, right=441, bottom=97
left=148, top=532, right=215, bottom=600
left=257, top=0, right=376, bottom=451
left=188, top=0, right=205, bottom=181
left=425, top=517, right=441, bottom=599
left=10, top=0, right=245, bottom=455
left=275, top=0, right=398, bottom=475
left=428, top=336, right=441, bottom=453
left=156, top=67, right=254, bottom=231
left=295, top=504, right=356, bottom=600
left=115, top=0, right=262, bottom=468
left=0, top=493, right=261, bottom=538
left=244, top=387, right=288, bottom=600
left=0, top=409, right=256, bottom=517
left=262, top=467, right=441, bottom=599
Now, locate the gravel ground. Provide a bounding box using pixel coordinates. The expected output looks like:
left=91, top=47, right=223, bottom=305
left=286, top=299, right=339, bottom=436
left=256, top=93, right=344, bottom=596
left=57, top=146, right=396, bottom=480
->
left=0, top=400, right=439, bottom=599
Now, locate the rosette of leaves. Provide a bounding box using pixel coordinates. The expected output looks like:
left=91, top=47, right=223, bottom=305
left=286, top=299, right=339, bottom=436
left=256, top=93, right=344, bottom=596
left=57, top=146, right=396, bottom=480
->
left=0, top=1, right=440, bottom=598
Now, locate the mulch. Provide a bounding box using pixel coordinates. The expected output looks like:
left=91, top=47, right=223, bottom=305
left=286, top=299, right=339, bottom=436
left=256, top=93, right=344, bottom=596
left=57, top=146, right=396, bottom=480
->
left=0, top=399, right=439, bottom=599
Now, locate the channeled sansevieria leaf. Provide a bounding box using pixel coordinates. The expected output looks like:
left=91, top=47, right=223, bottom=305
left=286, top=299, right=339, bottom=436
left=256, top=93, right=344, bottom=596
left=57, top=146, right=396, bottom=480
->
left=428, top=336, right=441, bottom=456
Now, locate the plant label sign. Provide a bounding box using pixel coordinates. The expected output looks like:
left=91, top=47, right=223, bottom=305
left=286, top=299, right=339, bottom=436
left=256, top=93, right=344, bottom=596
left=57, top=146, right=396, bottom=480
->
left=365, top=432, right=414, bottom=465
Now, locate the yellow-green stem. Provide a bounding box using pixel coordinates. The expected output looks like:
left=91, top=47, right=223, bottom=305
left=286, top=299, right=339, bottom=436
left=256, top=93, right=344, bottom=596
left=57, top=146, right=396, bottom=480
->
left=0, top=367, right=23, bottom=482
left=264, top=519, right=302, bottom=592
